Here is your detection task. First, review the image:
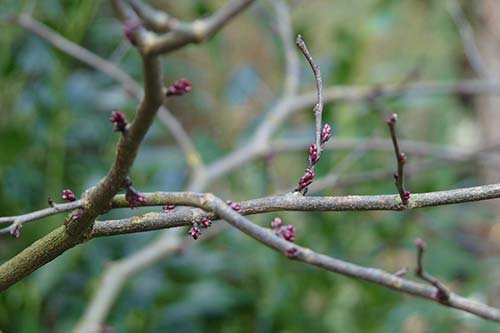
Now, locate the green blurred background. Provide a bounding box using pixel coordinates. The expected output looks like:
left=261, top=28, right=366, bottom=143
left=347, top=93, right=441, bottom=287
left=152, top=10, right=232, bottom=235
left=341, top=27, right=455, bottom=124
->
left=1, top=0, right=500, bottom=332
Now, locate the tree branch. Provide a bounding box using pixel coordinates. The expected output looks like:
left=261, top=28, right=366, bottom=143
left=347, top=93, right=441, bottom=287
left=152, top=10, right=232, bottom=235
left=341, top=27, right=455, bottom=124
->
left=101, top=191, right=500, bottom=322
left=140, top=0, right=257, bottom=56
left=0, top=51, right=164, bottom=291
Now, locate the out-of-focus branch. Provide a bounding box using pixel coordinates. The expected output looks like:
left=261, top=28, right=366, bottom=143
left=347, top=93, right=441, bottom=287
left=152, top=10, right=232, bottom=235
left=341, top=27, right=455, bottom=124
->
left=14, top=14, right=141, bottom=96
left=139, top=0, right=257, bottom=56
left=8, top=12, right=204, bottom=173
left=127, top=0, right=179, bottom=33
left=447, top=0, right=488, bottom=78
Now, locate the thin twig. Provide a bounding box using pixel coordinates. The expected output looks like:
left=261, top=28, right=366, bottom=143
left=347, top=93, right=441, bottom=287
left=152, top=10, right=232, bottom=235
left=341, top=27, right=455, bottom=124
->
left=294, top=34, right=328, bottom=195
left=386, top=114, right=410, bottom=205
left=414, top=238, right=451, bottom=302
left=296, top=34, right=323, bottom=152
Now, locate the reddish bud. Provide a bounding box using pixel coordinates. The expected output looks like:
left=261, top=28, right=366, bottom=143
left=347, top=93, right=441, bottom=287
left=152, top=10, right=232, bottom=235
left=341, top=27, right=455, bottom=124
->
left=188, top=225, right=201, bottom=240
left=308, top=144, right=319, bottom=165
left=166, top=79, right=192, bottom=97
left=162, top=204, right=176, bottom=213
left=9, top=224, right=20, bottom=239
left=415, top=238, right=426, bottom=250
left=399, top=152, right=407, bottom=164
left=125, top=187, right=146, bottom=209
left=61, top=189, right=76, bottom=202
left=71, top=211, right=81, bottom=221
left=285, top=247, right=298, bottom=258
left=110, top=111, right=128, bottom=132
left=281, top=224, right=296, bottom=242
left=387, top=113, right=398, bottom=124
left=297, top=168, right=315, bottom=191
left=122, top=21, right=141, bottom=45
left=200, top=217, right=212, bottom=228
left=226, top=200, right=241, bottom=211
left=320, top=123, right=332, bottom=145
left=403, top=191, right=411, bottom=201
left=271, top=217, right=282, bottom=230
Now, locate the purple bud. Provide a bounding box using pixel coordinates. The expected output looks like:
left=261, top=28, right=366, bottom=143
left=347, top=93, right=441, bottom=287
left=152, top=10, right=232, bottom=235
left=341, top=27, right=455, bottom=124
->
left=298, top=168, right=315, bottom=191
left=280, top=224, right=296, bottom=242
left=387, top=113, right=398, bottom=124
left=308, top=144, right=319, bottom=165
left=403, top=191, right=411, bottom=201
left=200, top=217, right=212, bottom=228
left=226, top=200, right=241, bottom=211
left=162, top=204, right=176, bottom=213
left=320, top=123, right=332, bottom=145
left=9, top=224, right=20, bottom=239
left=285, top=247, right=298, bottom=258
left=110, top=111, right=128, bottom=132
left=125, top=187, right=147, bottom=209
left=271, top=217, right=282, bottom=230
left=61, top=189, right=76, bottom=202
left=188, top=225, right=201, bottom=240
left=399, top=152, right=407, bottom=164
left=166, top=79, right=192, bottom=97
left=122, top=20, right=141, bottom=45
left=415, top=238, right=426, bottom=250
left=72, top=211, right=81, bottom=221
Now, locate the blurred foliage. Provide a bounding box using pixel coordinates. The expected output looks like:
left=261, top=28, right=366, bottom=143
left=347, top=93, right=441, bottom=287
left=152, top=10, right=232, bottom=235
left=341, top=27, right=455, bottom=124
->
left=1, top=0, right=500, bottom=332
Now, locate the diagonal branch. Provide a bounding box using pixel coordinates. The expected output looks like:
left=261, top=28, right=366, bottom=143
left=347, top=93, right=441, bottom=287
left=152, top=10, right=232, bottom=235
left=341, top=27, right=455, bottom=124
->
left=0, top=51, right=165, bottom=291
left=9, top=12, right=204, bottom=173
left=140, top=0, right=257, bottom=56
left=108, top=191, right=500, bottom=322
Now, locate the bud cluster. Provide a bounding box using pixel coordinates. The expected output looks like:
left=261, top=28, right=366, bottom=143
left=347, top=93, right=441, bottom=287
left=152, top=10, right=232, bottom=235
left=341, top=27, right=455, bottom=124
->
left=188, top=217, right=213, bottom=240
left=226, top=200, right=241, bottom=211
left=124, top=178, right=146, bottom=209
left=296, top=123, right=332, bottom=194
left=166, top=79, right=192, bottom=97
left=110, top=111, right=128, bottom=132
left=270, top=217, right=296, bottom=242
left=61, top=189, right=76, bottom=202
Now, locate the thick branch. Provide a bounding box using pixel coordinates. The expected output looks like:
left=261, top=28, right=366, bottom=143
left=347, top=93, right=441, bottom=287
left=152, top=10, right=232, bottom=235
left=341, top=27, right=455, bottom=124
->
left=0, top=55, right=164, bottom=292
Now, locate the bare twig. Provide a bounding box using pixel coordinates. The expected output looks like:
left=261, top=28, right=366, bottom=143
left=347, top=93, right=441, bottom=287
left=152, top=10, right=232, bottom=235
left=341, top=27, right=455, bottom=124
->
left=9, top=13, right=204, bottom=174
left=127, top=0, right=179, bottom=33
left=386, top=114, right=410, bottom=205
left=296, top=34, right=324, bottom=152
left=414, top=238, right=451, bottom=302
left=447, top=0, right=488, bottom=78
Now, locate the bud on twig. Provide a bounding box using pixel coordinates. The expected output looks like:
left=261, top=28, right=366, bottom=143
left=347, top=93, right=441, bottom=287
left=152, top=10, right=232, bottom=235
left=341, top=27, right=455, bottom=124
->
left=166, top=79, right=192, bottom=97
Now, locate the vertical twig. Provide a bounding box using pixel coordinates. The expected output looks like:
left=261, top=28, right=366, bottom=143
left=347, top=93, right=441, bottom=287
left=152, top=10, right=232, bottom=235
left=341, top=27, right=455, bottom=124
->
left=386, top=113, right=410, bottom=205
left=294, top=35, right=331, bottom=195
